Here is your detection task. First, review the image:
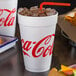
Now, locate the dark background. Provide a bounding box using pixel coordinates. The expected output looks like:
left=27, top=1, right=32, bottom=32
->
left=18, top=0, right=76, bottom=14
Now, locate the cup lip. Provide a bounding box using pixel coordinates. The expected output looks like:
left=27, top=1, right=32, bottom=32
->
left=18, top=11, right=58, bottom=27
left=18, top=12, right=58, bottom=18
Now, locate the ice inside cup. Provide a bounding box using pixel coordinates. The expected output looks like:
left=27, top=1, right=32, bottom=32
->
left=18, top=6, right=57, bottom=17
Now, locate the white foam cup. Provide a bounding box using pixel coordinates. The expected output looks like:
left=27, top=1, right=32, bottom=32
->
left=18, top=12, right=58, bottom=72
left=0, top=0, right=18, bottom=36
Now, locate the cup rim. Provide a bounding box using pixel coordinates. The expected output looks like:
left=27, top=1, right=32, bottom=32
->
left=18, top=12, right=58, bottom=18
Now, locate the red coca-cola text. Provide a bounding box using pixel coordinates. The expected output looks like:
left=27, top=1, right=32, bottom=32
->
left=0, top=8, right=16, bottom=26
left=21, top=34, right=55, bottom=58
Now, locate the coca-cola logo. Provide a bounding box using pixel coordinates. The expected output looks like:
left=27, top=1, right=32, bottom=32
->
left=21, top=34, right=55, bottom=58
left=0, top=8, right=16, bottom=26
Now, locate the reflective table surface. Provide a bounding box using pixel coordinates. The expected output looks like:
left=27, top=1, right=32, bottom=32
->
left=0, top=26, right=76, bottom=76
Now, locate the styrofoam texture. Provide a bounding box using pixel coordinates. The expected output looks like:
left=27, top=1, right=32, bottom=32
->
left=0, top=0, right=18, bottom=36
left=18, top=13, right=58, bottom=72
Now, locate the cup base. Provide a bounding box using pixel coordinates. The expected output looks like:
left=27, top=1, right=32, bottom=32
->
left=25, top=66, right=50, bottom=72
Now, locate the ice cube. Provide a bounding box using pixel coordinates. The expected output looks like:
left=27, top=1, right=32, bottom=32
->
left=46, top=8, right=51, bottom=12
left=38, top=8, right=46, bottom=14
left=38, top=13, right=46, bottom=17
left=46, top=9, right=57, bottom=16
left=24, top=7, right=29, bottom=12
left=27, top=11, right=33, bottom=16
left=18, top=8, right=24, bottom=13
left=30, top=6, right=38, bottom=12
